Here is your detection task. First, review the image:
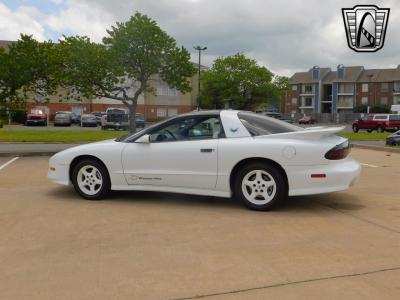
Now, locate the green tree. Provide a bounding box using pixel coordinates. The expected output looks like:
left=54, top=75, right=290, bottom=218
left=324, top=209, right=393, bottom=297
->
left=200, top=53, right=278, bottom=110
left=59, top=12, right=196, bottom=132
left=0, top=35, right=58, bottom=110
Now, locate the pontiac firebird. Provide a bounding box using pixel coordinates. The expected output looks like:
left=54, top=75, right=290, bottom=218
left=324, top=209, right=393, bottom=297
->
left=48, top=110, right=361, bottom=211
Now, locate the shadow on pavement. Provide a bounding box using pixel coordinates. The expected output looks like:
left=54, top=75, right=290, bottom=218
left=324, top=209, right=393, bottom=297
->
left=47, top=186, right=364, bottom=213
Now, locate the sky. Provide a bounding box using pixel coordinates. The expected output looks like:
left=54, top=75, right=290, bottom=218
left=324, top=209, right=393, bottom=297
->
left=0, top=0, right=399, bottom=76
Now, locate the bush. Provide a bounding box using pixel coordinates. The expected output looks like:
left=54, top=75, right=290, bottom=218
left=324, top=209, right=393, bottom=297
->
left=11, top=109, right=27, bottom=124
left=0, top=120, right=3, bottom=128
left=353, top=104, right=390, bottom=113
left=370, top=104, right=390, bottom=113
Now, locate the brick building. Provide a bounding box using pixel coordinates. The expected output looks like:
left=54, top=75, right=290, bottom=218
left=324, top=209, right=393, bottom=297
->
left=285, top=65, right=400, bottom=114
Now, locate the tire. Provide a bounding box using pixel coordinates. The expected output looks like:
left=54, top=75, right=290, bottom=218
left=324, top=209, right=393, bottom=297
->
left=71, top=159, right=111, bottom=200
left=233, top=162, right=287, bottom=211
left=367, top=129, right=372, bottom=133
left=352, top=125, right=359, bottom=133
left=376, top=126, right=384, bottom=133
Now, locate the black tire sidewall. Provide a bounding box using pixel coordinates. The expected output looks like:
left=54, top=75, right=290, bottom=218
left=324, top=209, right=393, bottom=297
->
left=352, top=125, right=358, bottom=133
left=233, top=163, right=287, bottom=211
left=72, top=159, right=111, bottom=200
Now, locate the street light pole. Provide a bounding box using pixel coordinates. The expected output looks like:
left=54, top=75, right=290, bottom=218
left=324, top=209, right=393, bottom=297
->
left=194, top=46, right=207, bottom=110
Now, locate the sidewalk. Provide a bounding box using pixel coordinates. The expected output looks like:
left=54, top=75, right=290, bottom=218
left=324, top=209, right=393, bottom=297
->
left=0, top=143, right=84, bottom=156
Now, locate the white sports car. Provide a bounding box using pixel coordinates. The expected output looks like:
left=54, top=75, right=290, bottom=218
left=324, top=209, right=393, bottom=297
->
left=48, top=110, right=361, bottom=210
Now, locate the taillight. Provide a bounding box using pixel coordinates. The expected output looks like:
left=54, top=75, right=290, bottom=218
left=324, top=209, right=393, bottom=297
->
left=325, top=140, right=350, bottom=160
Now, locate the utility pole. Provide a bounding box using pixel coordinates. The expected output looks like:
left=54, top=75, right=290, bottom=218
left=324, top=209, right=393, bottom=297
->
left=194, top=46, right=207, bottom=110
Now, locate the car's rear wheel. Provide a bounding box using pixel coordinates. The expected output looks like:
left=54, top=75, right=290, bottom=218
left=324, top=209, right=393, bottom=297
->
left=352, top=125, right=359, bottom=133
left=234, top=163, right=287, bottom=211
left=72, top=159, right=110, bottom=200
left=376, top=126, right=384, bottom=133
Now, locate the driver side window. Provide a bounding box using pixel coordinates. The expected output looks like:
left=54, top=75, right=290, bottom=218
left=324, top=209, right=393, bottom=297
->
left=150, top=116, right=222, bottom=143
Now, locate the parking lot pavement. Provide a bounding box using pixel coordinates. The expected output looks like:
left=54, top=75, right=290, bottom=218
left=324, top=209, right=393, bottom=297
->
left=0, top=149, right=399, bottom=300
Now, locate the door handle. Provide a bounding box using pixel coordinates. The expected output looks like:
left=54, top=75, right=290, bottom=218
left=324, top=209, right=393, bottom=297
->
left=200, top=148, right=215, bottom=153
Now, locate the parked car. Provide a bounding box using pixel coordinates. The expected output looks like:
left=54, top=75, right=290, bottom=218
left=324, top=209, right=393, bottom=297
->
left=386, top=130, right=400, bottom=146
left=71, top=112, right=80, bottom=124
left=102, top=108, right=129, bottom=130
left=135, top=113, right=145, bottom=128
left=352, top=114, right=400, bottom=133
left=54, top=112, right=72, bottom=126
left=102, top=108, right=145, bottom=130
left=25, top=109, right=47, bottom=126
left=48, top=110, right=360, bottom=211
left=262, top=112, right=293, bottom=124
left=298, top=116, right=316, bottom=124
left=80, top=114, right=98, bottom=127
left=92, top=112, right=106, bottom=125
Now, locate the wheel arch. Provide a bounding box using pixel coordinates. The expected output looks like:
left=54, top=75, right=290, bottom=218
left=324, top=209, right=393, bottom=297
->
left=229, top=157, right=289, bottom=192
left=69, top=155, right=110, bottom=182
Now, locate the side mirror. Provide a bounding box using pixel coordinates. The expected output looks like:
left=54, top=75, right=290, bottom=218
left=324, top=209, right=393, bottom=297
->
left=135, top=134, right=150, bottom=144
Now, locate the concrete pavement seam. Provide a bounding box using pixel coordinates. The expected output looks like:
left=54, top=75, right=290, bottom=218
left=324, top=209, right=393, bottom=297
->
left=170, top=266, right=400, bottom=300
left=316, top=201, right=400, bottom=235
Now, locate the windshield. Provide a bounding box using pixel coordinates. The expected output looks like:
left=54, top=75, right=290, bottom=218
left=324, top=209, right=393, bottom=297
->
left=56, top=113, right=69, bottom=118
left=238, top=112, right=301, bottom=136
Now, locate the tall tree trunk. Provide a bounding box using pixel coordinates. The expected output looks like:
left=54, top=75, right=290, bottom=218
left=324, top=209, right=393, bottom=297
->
left=128, top=101, right=137, bottom=133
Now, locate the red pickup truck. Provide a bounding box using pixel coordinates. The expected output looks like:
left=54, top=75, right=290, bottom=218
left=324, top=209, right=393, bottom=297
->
left=352, top=114, right=400, bottom=133
left=25, top=109, right=48, bottom=126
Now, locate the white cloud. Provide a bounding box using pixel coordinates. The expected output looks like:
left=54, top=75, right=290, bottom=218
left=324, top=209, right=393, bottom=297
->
left=0, top=2, right=46, bottom=41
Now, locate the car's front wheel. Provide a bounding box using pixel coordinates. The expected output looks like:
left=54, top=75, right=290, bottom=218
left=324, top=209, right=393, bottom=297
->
left=234, top=163, right=287, bottom=211
left=352, top=125, right=359, bottom=133
left=72, top=159, right=110, bottom=200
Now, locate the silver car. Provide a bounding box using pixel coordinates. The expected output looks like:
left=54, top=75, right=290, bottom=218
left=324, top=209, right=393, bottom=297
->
left=54, top=112, right=72, bottom=126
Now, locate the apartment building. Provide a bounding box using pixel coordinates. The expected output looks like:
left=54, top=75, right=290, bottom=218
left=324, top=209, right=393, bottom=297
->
left=285, top=65, right=400, bottom=114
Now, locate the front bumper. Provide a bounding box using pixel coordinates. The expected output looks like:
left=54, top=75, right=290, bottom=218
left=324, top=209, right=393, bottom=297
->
left=48, top=158, right=70, bottom=186
left=26, top=119, right=46, bottom=125
left=288, top=158, right=361, bottom=196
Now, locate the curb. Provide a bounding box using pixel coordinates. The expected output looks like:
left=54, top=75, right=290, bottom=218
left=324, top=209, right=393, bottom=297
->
left=352, top=143, right=400, bottom=153
left=0, top=151, right=58, bottom=157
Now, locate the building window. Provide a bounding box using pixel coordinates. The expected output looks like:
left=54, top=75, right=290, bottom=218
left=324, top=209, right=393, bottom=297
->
left=361, top=97, right=368, bottom=105
left=302, top=97, right=313, bottom=107
left=337, top=96, right=353, bottom=108
left=302, top=84, right=314, bottom=94
left=338, top=83, right=354, bottom=94
left=291, top=85, right=297, bottom=91
left=381, top=82, right=388, bottom=92
left=156, top=108, right=167, bottom=118
left=361, top=83, right=368, bottom=92
left=380, top=97, right=388, bottom=105
left=291, top=98, right=297, bottom=105
left=168, top=108, right=177, bottom=116
left=156, top=85, right=177, bottom=96
left=394, top=95, right=400, bottom=104
left=394, top=82, right=400, bottom=92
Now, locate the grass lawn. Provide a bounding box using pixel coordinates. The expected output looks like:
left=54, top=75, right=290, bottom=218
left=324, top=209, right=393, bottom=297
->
left=338, top=131, right=389, bottom=141
left=0, top=130, right=128, bottom=143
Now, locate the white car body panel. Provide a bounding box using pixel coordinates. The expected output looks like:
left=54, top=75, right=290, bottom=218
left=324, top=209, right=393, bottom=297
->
left=48, top=110, right=361, bottom=198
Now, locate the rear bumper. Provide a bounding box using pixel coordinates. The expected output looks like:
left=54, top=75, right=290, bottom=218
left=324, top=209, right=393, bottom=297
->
left=288, top=159, right=361, bottom=196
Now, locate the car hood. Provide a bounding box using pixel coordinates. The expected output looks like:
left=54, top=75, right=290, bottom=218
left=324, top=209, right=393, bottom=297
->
left=27, top=114, right=46, bottom=118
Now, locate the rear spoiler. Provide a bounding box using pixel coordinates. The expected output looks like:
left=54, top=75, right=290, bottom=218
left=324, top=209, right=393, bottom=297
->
left=256, top=126, right=346, bottom=140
